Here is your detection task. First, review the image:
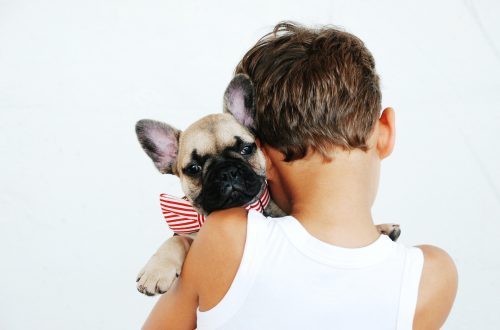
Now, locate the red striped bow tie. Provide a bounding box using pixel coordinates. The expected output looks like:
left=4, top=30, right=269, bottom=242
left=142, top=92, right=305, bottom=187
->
left=160, top=185, right=271, bottom=235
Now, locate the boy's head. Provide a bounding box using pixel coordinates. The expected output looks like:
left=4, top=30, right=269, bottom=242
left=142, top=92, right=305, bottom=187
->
left=235, top=22, right=382, bottom=161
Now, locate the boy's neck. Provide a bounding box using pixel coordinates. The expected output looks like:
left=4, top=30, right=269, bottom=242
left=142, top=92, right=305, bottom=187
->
left=275, top=148, right=382, bottom=248
left=291, top=184, right=380, bottom=248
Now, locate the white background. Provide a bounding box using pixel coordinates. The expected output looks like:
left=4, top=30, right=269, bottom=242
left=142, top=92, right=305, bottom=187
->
left=1, top=0, right=499, bottom=329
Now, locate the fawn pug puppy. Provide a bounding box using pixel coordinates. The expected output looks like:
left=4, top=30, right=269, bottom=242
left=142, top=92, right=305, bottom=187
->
left=135, top=74, right=400, bottom=296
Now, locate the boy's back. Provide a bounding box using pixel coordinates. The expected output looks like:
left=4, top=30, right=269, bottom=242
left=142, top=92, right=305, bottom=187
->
left=196, top=211, right=424, bottom=330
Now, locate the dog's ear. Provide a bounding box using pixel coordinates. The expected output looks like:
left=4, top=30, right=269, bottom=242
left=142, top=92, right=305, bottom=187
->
left=223, top=74, right=255, bottom=129
left=135, top=119, right=181, bottom=174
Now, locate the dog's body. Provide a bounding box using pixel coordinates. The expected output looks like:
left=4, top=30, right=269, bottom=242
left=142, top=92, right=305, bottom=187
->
left=135, top=75, right=400, bottom=296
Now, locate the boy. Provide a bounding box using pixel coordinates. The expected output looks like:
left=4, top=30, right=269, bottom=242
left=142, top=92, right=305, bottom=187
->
left=143, top=22, right=457, bottom=329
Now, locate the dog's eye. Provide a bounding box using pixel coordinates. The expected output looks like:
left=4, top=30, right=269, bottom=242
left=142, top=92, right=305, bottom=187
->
left=241, top=145, right=254, bottom=156
left=185, top=164, right=202, bottom=175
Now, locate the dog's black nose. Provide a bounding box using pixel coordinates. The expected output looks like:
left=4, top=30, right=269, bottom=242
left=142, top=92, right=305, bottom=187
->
left=219, top=165, right=245, bottom=193
left=220, top=166, right=238, bottom=181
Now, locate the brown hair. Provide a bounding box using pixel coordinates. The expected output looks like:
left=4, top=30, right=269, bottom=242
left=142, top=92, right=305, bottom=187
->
left=235, top=22, right=382, bottom=161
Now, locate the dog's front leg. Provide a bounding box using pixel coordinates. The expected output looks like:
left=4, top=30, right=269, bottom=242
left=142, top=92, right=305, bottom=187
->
left=136, top=234, right=195, bottom=296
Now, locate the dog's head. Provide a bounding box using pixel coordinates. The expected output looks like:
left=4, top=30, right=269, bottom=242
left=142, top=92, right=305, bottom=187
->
left=136, top=74, right=266, bottom=215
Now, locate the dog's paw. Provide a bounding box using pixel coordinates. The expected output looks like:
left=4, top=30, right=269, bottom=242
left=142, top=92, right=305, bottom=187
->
left=376, top=223, right=401, bottom=242
left=136, top=258, right=179, bottom=296
left=388, top=224, right=401, bottom=242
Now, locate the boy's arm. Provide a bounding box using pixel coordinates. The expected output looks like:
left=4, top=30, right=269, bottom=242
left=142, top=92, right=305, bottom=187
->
left=413, top=245, right=458, bottom=329
left=142, top=208, right=248, bottom=330
left=141, top=272, right=198, bottom=330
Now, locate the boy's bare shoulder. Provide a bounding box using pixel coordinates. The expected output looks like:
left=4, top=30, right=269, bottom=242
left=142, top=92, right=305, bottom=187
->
left=181, top=208, right=248, bottom=310
left=203, top=207, right=248, bottom=235
left=185, top=207, right=247, bottom=272
left=192, top=208, right=248, bottom=259
left=413, top=245, right=458, bottom=329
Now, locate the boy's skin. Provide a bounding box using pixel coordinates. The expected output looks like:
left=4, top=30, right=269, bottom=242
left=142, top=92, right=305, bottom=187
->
left=142, top=107, right=458, bottom=329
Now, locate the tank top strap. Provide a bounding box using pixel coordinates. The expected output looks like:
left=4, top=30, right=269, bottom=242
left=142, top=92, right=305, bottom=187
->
left=396, top=246, right=424, bottom=329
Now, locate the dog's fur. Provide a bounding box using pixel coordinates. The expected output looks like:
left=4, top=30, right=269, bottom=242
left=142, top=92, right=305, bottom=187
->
left=135, top=74, right=400, bottom=296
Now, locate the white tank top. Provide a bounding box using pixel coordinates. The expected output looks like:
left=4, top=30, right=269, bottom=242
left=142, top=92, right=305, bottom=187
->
left=197, top=210, right=424, bottom=330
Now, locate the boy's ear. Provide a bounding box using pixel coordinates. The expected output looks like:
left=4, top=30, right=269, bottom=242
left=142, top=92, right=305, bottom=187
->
left=376, top=107, right=396, bottom=159
left=135, top=119, right=181, bottom=174
left=223, top=74, right=255, bottom=129
left=257, top=139, right=278, bottom=182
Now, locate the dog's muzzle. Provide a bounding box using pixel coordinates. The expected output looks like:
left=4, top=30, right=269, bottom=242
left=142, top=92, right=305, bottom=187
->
left=196, top=159, right=265, bottom=214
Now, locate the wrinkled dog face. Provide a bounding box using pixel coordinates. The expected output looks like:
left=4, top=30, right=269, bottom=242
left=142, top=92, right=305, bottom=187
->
left=178, top=114, right=266, bottom=213
left=136, top=75, right=266, bottom=215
